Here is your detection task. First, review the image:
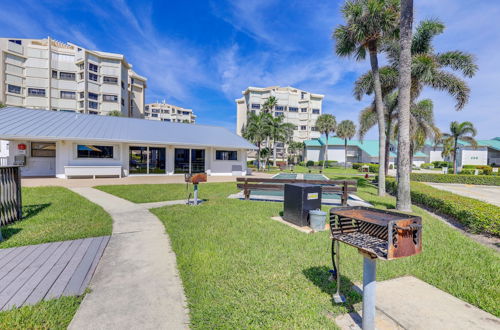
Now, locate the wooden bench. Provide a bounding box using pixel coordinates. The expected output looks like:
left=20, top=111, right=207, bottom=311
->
left=64, top=165, right=122, bottom=179
left=236, top=177, right=357, bottom=206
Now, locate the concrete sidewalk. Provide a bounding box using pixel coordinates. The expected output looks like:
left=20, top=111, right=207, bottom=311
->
left=424, top=182, right=500, bottom=206
left=68, top=188, right=189, bottom=330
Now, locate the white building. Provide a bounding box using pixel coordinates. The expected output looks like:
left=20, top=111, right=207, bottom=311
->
left=236, top=86, right=323, bottom=142
left=145, top=101, right=196, bottom=123
left=0, top=107, right=254, bottom=178
left=0, top=37, right=146, bottom=117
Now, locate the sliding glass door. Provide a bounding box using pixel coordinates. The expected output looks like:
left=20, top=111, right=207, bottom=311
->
left=129, top=146, right=166, bottom=174
left=174, top=148, right=205, bottom=174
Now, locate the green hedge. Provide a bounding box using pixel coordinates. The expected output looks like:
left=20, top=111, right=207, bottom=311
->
left=386, top=179, right=500, bottom=236
left=410, top=173, right=500, bottom=185
left=432, top=161, right=453, bottom=168
left=353, top=163, right=379, bottom=173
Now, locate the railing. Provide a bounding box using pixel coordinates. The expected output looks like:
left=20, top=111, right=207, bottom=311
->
left=0, top=166, right=22, bottom=227
left=0, top=157, right=8, bottom=166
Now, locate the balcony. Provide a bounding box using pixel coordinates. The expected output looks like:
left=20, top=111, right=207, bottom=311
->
left=8, top=41, right=23, bottom=55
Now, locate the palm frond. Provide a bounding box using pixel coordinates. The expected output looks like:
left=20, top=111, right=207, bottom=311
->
left=358, top=105, right=377, bottom=140
left=436, top=51, right=478, bottom=78
left=411, top=19, right=445, bottom=54
left=429, top=70, right=470, bottom=110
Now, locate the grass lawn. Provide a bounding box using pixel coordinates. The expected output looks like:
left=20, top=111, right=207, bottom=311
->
left=130, top=180, right=500, bottom=328
left=95, top=182, right=239, bottom=203
left=0, top=186, right=112, bottom=249
left=0, top=295, right=84, bottom=329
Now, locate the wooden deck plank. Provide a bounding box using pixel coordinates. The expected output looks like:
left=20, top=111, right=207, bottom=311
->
left=24, top=239, right=84, bottom=305
left=63, top=237, right=104, bottom=297
left=0, top=244, right=48, bottom=284
left=0, top=245, right=30, bottom=270
left=78, top=236, right=110, bottom=294
left=0, top=246, right=16, bottom=259
left=44, top=238, right=93, bottom=300
left=2, top=240, right=72, bottom=311
left=0, top=242, right=62, bottom=310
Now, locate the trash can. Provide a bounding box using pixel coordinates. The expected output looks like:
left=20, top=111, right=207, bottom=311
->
left=309, top=209, right=327, bottom=231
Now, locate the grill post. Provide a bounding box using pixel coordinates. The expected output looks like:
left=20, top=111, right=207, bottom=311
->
left=193, top=183, right=199, bottom=205
left=362, top=254, right=377, bottom=330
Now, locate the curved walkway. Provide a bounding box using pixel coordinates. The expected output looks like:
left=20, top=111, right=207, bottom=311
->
left=68, top=188, right=189, bottom=330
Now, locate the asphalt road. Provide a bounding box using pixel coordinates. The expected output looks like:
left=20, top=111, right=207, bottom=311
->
left=425, top=182, right=500, bottom=206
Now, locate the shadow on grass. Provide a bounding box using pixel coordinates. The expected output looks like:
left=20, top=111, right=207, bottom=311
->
left=303, top=266, right=362, bottom=313
left=22, top=203, right=51, bottom=220
left=0, top=227, right=22, bottom=242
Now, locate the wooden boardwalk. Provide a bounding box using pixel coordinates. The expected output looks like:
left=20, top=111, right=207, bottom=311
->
left=0, top=236, right=110, bottom=311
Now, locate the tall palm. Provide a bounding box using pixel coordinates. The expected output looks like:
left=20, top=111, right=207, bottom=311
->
left=288, top=141, right=305, bottom=164
left=442, top=121, right=477, bottom=174
left=336, top=120, right=356, bottom=169
left=334, top=0, right=399, bottom=196
left=268, top=115, right=295, bottom=166
left=262, top=96, right=277, bottom=113
left=316, top=114, right=337, bottom=170
left=242, top=111, right=271, bottom=171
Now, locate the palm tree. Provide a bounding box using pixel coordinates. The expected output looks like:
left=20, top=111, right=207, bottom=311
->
left=107, top=110, right=122, bottom=117
left=316, top=114, right=337, bottom=171
left=268, top=115, right=295, bottom=166
left=242, top=112, right=271, bottom=171
left=442, top=121, right=477, bottom=174
left=262, top=96, right=278, bottom=113
left=334, top=0, right=399, bottom=196
left=288, top=141, right=305, bottom=164
left=336, top=120, right=356, bottom=169
left=396, top=0, right=414, bottom=211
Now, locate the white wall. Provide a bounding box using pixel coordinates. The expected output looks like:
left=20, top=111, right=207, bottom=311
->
left=306, top=146, right=322, bottom=162
left=458, top=148, right=488, bottom=166
left=8, top=140, right=56, bottom=176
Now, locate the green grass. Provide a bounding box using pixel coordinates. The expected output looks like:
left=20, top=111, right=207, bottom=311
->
left=141, top=181, right=500, bottom=328
left=0, top=296, right=84, bottom=329
left=0, top=187, right=112, bottom=249
left=95, top=182, right=239, bottom=203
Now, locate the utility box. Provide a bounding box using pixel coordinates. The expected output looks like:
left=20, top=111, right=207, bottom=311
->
left=283, top=183, right=322, bottom=227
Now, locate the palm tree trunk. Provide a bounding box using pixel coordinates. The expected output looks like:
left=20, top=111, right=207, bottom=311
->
left=273, top=140, right=277, bottom=167
left=344, top=138, right=348, bottom=170
left=385, top=117, right=392, bottom=176
left=453, top=138, right=458, bottom=174
left=322, top=135, right=328, bottom=171
left=257, top=144, right=261, bottom=171
left=396, top=0, right=414, bottom=212
left=368, top=47, right=386, bottom=196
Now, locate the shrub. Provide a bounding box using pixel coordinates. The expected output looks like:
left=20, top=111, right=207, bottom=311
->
left=410, top=173, right=500, bottom=186
left=247, top=160, right=255, bottom=166
left=386, top=179, right=500, bottom=236
left=306, top=160, right=314, bottom=167
left=352, top=163, right=379, bottom=173
left=389, top=164, right=394, bottom=169
left=421, top=163, right=433, bottom=169
left=298, top=161, right=305, bottom=167
left=352, top=163, right=362, bottom=170
left=432, top=161, right=453, bottom=168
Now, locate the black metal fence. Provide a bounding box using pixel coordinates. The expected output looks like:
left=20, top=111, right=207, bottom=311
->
left=0, top=166, right=22, bottom=226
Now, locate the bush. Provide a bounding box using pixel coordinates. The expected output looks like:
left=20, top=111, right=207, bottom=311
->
left=410, top=173, right=500, bottom=186
left=352, top=163, right=379, bottom=173
left=421, top=163, right=433, bottom=169
left=432, top=161, right=453, bottom=168
left=247, top=160, right=255, bottom=166
left=306, top=160, right=314, bottom=167
left=298, top=161, right=305, bottom=167
left=386, top=179, right=500, bottom=236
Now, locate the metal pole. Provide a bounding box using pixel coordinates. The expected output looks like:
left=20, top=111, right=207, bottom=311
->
left=362, top=255, right=377, bottom=330
left=193, top=184, right=198, bottom=205
left=332, top=239, right=346, bottom=303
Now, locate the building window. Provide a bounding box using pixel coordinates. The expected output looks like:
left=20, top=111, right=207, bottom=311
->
left=301, top=125, right=307, bottom=130
left=7, top=84, right=21, bottom=94
left=28, top=88, right=46, bottom=97
left=182, top=111, right=190, bottom=115
left=311, top=126, right=318, bottom=131
left=52, top=70, right=58, bottom=78
left=301, top=92, right=306, bottom=99
left=164, top=119, right=171, bottom=122
left=88, top=92, right=98, bottom=100
left=251, top=103, right=260, bottom=109
left=275, top=111, right=284, bottom=117
left=60, top=72, right=76, bottom=80
left=9, top=39, right=22, bottom=45
left=88, top=111, right=98, bottom=115
left=121, top=81, right=125, bottom=89
left=103, top=76, right=118, bottom=84
left=103, top=94, right=118, bottom=102
left=79, top=72, right=84, bottom=80
left=60, top=91, right=76, bottom=99
left=79, top=92, right=84, bottom=99
left=79, top=101, right=84, bottom=108
left=31, top=142, right=56, bottom=157
left=312, top=108, right=320, bottom=114
left=216, top=150, right=237, bottom=161
left=89, top=101, right=98, bottom=109
left=77, top=145, right=113, bottom=158
left=78, top=63, right=84, bottom=70
left=130, top=78, right=135, bottom=85
left=152, top=113, right=158, bottom=118
left=88, top=63, right=98, bottom=72
left=301, top=107, right=308, bottom=112
left=289, top=107, right=299, bottom=112
left=88, top=73, right=98, bottom=81
left=121, top=98, right=125, bottom=106
left=275, top=105, right=284, bottom=111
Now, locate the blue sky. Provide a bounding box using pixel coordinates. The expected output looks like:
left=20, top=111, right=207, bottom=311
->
left=0, top=0, right=498, bottom=139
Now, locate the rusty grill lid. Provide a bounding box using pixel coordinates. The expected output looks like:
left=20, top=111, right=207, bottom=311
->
left=330, top=206, right=419, bottom=226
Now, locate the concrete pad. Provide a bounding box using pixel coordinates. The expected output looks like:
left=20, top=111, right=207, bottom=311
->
left=68, top=188, right=190, bottom=330
left=270, top=216, right=315, bottom=234
left=335, top=276, right=500, bottom=330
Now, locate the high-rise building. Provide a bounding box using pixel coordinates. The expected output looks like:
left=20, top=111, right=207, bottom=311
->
left=0, top=37, right=146, bottom=117
left=236, top=86, right=323, bottom=142
left=145, top=101, right=196, bottom=123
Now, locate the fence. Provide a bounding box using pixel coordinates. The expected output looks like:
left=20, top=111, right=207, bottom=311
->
left=0, top=166, right=22, bottom=226
left=0, top=157, right=8, bottom=166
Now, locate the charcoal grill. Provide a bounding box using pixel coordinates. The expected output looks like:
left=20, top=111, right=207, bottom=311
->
left=329, top=206, right=422, bottom=330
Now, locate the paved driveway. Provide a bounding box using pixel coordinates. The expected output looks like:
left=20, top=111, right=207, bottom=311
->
left=425, top=183, right=500, bottom=206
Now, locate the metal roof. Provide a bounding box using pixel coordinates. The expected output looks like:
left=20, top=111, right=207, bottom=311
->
left=0, top=107, right=256, bottom=149
left=304, top=137, right=427, bottom=157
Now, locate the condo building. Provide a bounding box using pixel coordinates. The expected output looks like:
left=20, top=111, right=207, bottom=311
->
left=236, top=86, right=323, bottom=142
left=0, top=37, right=146, bottom=117
left=145, top=101, right=196, bottom=123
